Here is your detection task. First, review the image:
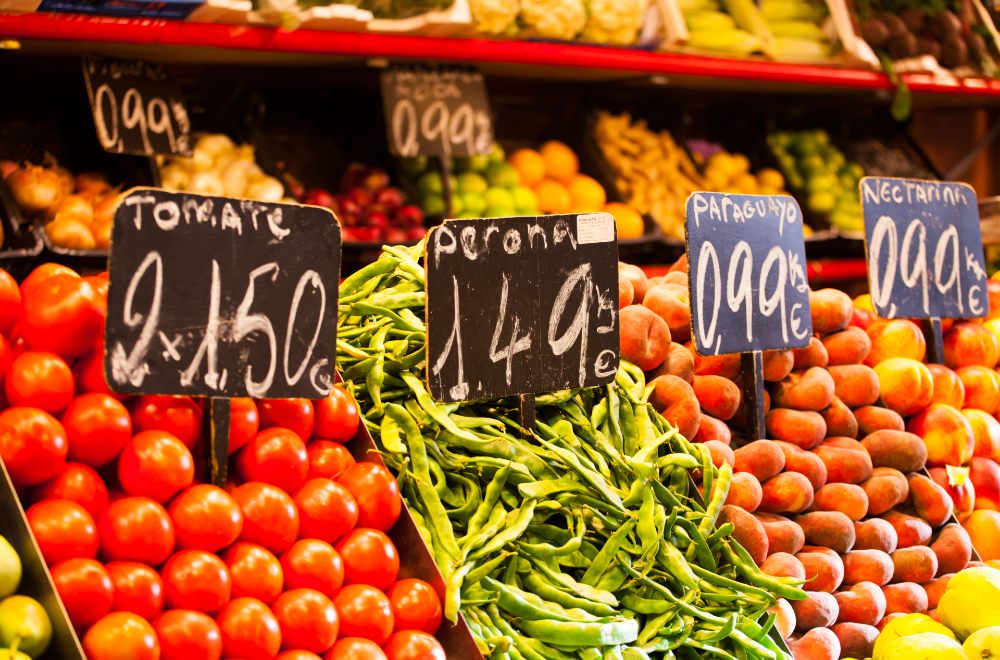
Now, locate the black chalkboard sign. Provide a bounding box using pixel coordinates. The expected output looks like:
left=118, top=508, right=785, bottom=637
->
left=685, top=192, right=813, bottom=356
left=83, top=54, right=192, bottom=157
left=380, top=64, right=493, bottom=159
left=425, top=213, right=619, bottom=403
left=105, top=188, right=341, bottom=399
left=861, top=176, right=987, bottom=320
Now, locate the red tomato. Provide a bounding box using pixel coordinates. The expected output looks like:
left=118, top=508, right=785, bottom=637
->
left=106, top=561, right=165, bottom=621
left=21, top=273, right=104, bottom=360
left=0, top=406, right=67, bottom=485
left=51, top=557, right=114, bottom=629
left=313, top=387, right=360, bottom=442
left=169, top=484, right=243, bottom=552
left=336, top=463, right=401, bottom=532
left=154, top=609, right=223, bottom=660
left=383, top=631, right=446, bottom=660
left=231, top=482, right=300, bottom=554
left=280, top=539, right=344, bottom=598
left=0, top=335, right=12, bottom=383
left=98, top=496, right=176, bottom=565
left=118, top=431, right=194, bottom=503
left=20, top=263, right=78, bottom=298
left=74, top=342, right=114, bottom=396
left=325, top=638, right=387, bottom=660
left=0, top=267, right=21, bottom=335
left=273, top=588, right=338, bottom=653
left=216, top=597, right=282, bottom=660
left=34, top=462, right=109, bottom=521
left=61, top=393, right=131, bottom=467
left=84, top=612, right=160, bottom=660
left=236, top=428, right=309, bottom=494
left=26, top=499, right=98, bottom=565
left=333, top=584, right=394, bottom=645
left=162, top=550, right=232, bottom=614
left=335, top=529, right=399, bottom=590
left=131, top=395, right=203, bottom=449
left=228, top=397, right=259, bottom=454
left=83, top=274, right=109, bottom=313
left=223, top=542, right=283, bottom=604
left=278, top=652, right=323, bottom=660
left=306, top=440, right=355, bottom=480
left=258, top=398, right=314, bottom=441
left=387, top=580, right=442, bottom=635
left=294, top=478, right=358, bottom=544
left=5, top=351, right=74, bottom=412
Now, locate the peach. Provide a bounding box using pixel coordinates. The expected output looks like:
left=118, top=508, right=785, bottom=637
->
left=835, top=582, right=887, bottom=626
left=855, top=406, right=905, bottom=435
left=733, top=440, right=785, bottom=481
left=649, top=342, right=695, bottom=383
left=810, top=288, right=853, bottom=334
left=796, top=510, right=856, bottom=553
left=725, top=472, right=763, bottom=512
left=796, top=550, right=845, bottom=593
left=618, top=277, right=634, bottom=308
left=865, top=319, right=926, bottom=366
left=966, top=409, right=1000, bottom=461
left=692, top=375, right=741, bottom=420
left=756, top=513, right=806, bottom=556
left=775, top=442, right=828, bottom=490
left=930, top=524, right=972, bottom=576
left=765, top=409, right=827, bottom=449
left=702, top=439, right=735, bottom=468
left=771, top=598, right=796, bottom=640
left=873, top=357, right=934, bottom=417
left=860, top=429, right=928, bottom=473
left=907, top=472, right=954, bottom=527
left=762, top=349, right=793, bottom=382
left=958, top=366, right=1000, bottom=413
left=619, top=305, right=671, bottom=371
left=718, top=505, right=768, bottom=565
left=694, top=416, right=732, bottom=446
left=969, top=455, right=1000, bottom=511
left=692, top=347, right=741, bottom=380
left=883, top=582, right=928, bottom=615
left=988, top=278, right=1000, bottom=318
left=618, top=262, right=648, bottom=302
left=851, top=306, right=876, bottom=330
left=854, top=518, right=898, bottom=554
left=861, top=467, right=910, bottom=516
left=813, top=439, right=873, bottom=484
left=792, top=591, right=839, bottom=631
left=821, top=396, right=857, bottom=438
left=662, top=271, right=687, bottom=285
left=964, top=509, right=1000, bottom=560
left=828, top=364, right=880, bottom=408
left=986, top=317, right=1000, bottom=348
left=643, top=283, right=691, bottom=343
left=929, top=465, right=976, bottom=518
left=924, top=574, right=953, bottom=610
left=760, top=472, right=814, bottom=514
left=843, top=550, right=894, bottom=586
left=648, top=375, right=701, bottom=441
left=877, top=612, right=907, bottom=630
left=882, top=510, right=932, bottom=549
left=811, top=482, right=869, bottom=521
left=928, top=363, right=966, bottom=409
left=832, top=622, right=879, bottom=659
left=788, top=627, right=840, bottom=660
left=944, top=321, right=999, bottom=369
left=906, top=403, right=976, bottom=467
left=793, top=336, right=829, bottom=369
left=822, top=327, right=871, bottom=365
left=770, top=367, right=835, bottom=412
left=891, top=546, right=938, bottom=584
left=760, top=552, right=806, bottom=580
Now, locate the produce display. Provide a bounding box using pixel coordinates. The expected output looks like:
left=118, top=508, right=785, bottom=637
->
left=158, top=133, right=286, bottom=202
left=467, top=0, right=647, bottom=45
left=1, top=158, right=117, bottom=251
left=0, top=534, right=53, bottom=659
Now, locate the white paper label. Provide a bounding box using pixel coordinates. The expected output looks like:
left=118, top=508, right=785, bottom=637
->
left=577, top=213, right=615, bottom=244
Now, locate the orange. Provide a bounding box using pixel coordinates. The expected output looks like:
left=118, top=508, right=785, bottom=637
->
left=568, top=175, right=606, bottom=212
left=605, top=202, right=644, bottom=239
left=508, top=149, right=546, bottom=188
left=540, top=141, right=579, bottom=183
left=534, top=179, right=571, bottom=214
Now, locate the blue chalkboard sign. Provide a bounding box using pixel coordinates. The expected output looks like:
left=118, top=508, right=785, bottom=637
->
left=860, top=177, right=987, bottom=320
left=685, top=192, right=813, bottom=356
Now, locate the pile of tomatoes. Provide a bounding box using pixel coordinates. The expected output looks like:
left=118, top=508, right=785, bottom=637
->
left=0, top=263, right=446, bottom=660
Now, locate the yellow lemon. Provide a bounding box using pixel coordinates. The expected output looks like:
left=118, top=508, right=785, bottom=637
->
left=874, top=613, right=956, bottom=659
left=508, top=148, right=546, bottom=188
left=534, top=179, right=572, bottom=214
left=758, top=167, right=785, bottom=190
left=731, top=153, right=751, bottom=174
left=707, top=151, right=738, bottom=178
left=732, top=173, right=759, bottom=194
left=540, top=141, right=579, bottom=182
left=605, top=202, right=644, bottom=239
left=854, top=293, right=874, bottom=312
left=568, top=175, right=607, bottom=212
left=704, top=166, right=730, bottom=191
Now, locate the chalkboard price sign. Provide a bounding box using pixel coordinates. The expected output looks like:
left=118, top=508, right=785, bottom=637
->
left=83, top=54, right=192, bottom=157
left=686, top=192, right=813, bottom=356
left=380, top=65, right=493, bottom=159
left=105, top=188, right=341, bottom=400
left=860, top=177, right=987, bottom=320
left=426, top=214, right=620, bottom=403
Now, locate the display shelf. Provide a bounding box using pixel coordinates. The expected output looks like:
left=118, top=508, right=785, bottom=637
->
left=3, top=12, right=1000, bottom=102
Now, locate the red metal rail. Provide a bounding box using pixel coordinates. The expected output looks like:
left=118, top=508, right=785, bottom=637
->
left=3, top=12, right=1000, bottom=98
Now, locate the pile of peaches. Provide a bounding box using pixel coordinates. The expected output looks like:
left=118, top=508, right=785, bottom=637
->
left=618, top=259, right=1000, bottom=660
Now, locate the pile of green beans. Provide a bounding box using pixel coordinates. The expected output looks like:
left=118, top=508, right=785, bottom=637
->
left=337, top=244, right=805, bottom=659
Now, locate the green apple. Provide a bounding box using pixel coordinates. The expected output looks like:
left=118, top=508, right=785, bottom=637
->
left=484, top=206, right=515, bottom=219
left=399, top=156, right=429, bottom=176
left=511, top=186, right=538, bottom=213
left=416, top=171, right=443, bottom=197
left=488, top=143, right=505, bottom=163
left=484, top=187, right=514, bottom=212
left=449, top=195, right=465, bottom=216
left=0, top=596, right=52, bottom=658
left=486, top=163, right=520, bottom=188
left=456, top=211, right=480, bottom=219
left=0, top=537, right=21, bottom=599
left=460, top=193, right=486, bottom=216
left=0, top=649, right=31, bottom=660
left=455, top=172, right=487, bottom=196
left=808, top=191, right=836, bottom=214
left=422, top=194, right=446, bottom=217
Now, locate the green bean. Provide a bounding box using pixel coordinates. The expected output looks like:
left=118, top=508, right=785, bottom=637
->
left=463, top=551, right=511, bottom=587
left=339, top=256, right=399, bottom=295
left=698, top=461, right=733, bottom=540
left=514, top=617, right=639, bottom=648
left=521, top=573, right=617, bottom=617
left=581, top=519, right=636, bottom=586
left=468, top=499, right=537, bottom=562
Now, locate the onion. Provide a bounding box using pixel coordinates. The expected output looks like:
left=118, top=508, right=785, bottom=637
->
left=44, top=156, right=74, bottom=197
left=195, top=134, right=236, bottom=157
left=92, top=218, right=113, bottom=249
left=159, top=165, right=190, bottom=191
left=189, top=171, right=225, bottom=196
left=246, top=175, right=284, bottom=202
left=47, top=194, right=94, bottom=225
left=75, top=172, right=111, bottom=196
left=93, top=188, right=121, bottom=227
left=221, top=160, right=258, bottom=197
left=45, top=217, right=96, bottom=250
left=6, top=164, right=64, bottom=214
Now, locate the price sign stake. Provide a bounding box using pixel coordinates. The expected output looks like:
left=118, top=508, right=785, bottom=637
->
left=83, top=54, right=192, bottom=157
left=860, top=177, right=987, bottom=364
left=105, top=188, right=342, bottom=482
left=425, top=214, right=620, bottom=432
left=685, top=192, right=813, bottom=441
